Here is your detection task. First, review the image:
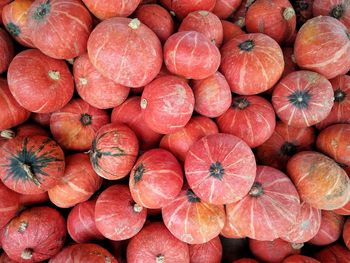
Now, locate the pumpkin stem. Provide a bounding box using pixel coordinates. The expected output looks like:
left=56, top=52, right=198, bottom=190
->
left=134, top=163, right=145, bottom=183
left=170, top=11, right=176, bottom=17
left=133, top=203, right=143, bottom=213
left=198, top=10, right=209, bottom=16
left=33, top=1, right=51, bottom=20
left=156, top=254, right=165, bottom=263
left=209, top=161, right=225, bottom=180
left=280, top=142, right=297, bottom=156
left=233, top=97, right=250, bottom=109
left=66, top=58, right=74, bottom=65
left=291, top=243, right=304, bottom=250
left=246, top=0, right=255, bottom=8
left=48, top=70, right=60, bottom=81
left=288, top=90, right=311, bottom=109
left=235, top=17, right=245, bottom=28
left=129, top=18, right=141, bottom=29
left=283, top=7, right=296, bottom=21
left=80, top=113, right=92, bottom=126
left=105, top=257, right=111, bottom=263
left=79, top=77, right=88, bottom=85
left=249, top=182, right=264, bottom=197
left=18, top=221, right=28, bottom=232
left=334, top=89, right=347, bottom=102
left=330, top=4, right=344, bottom=19
left=6, top=22, right=21, bottom=37
left=21, top=163, right=41, bottom=187
left=239, top=40, right=255, bottom=51
left=21, top=248, right=33, bottom=260
left=140, top=99, right=148, bottom=109
left=187, top=189, right=201, bottom=203
left=298, top=1, right=309, bottom=10
left=1, top=130, right=15, bottom=139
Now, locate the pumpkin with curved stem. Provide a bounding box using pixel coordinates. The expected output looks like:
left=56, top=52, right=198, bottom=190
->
left=189, top=236, right=222, bottom=263
left=0, top=27, right=14, bottom=74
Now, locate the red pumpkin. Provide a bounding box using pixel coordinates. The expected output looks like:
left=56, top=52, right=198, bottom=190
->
left=256, top=121, right=315, bottom=170
left=0, top=78, right=30, bottom=130
left=185, top=133, right=256, bottom=204
left=48, top=154, right=102, bottom=208
left=221, top=20, right=245, bottom=44
left=294, top=16, right=350, bottom=79
left=0, top=0, right=11, bottom=24
left=179, top=11, right=223, bottom=47
left=281, top=202, right=321, bottom=243
left=245, top=0, right=296, bottom=44
left=282, top=255, right=320, bottom=263
left=308, top=211, right=344, bottom=246
left=213, top=0, right=242, bottom=19
left=8, top=49, right=74, bottom=113
left=292, top=0, right=314, bottom=28
left=88, top=17, right=162, bottom=88
left=159, top=0, right=216, bottom=20
left=0, top=26, right=14, bottom=74
left=0, top=135, right=65, bottom=194
left=233, top=259, right=259, bottom=263
left=315, top=244, right=350, bottom=263
left=127, top=222, right=190, bottom=263
left=95, top=185, right=147, bottom=241
left=73, top=53, right=130, bottom=110
left=129, top=149, right=183, bottom=209
left=111, top=96, right=162, bottom=150
left=141, top=75, right=195, bottom=134
left=82, top=0, right=140, bottom=20
left=2, top=0, right=35, bottom=47
left=0, top=182, right=19, bottom=229
left=249, top=238, right=302, bottom=263
left=50, top=99, right=110, bottom=151
left=1, top=206, right=66, bottom=262
left=220, top=210, right=245, bottom=238
left=192, top=72, right=232, bottom=118
left=334, top=199, right=350, bottom=215
left=67, top=200, right=104, bottom=243
left=343, top=218, right=350, bottom=249
left=160, top=116, right=219, bottom=162
left=50, top=243, right=118, bottom=263
left=220, top=33, right=284, bottom=95
left=90, top=123, right=139, bottom=180
left=18, top=192, right=48, bottom=206
left=31, top=112, right=51, bottom=127
left=135, top=4, right=174, bottom=43
left=0, top=253, right=17, bottom=263
left=272, top=71, right=334, bottom=128
left=287, top=151, right=350, bottom=210
left=217, top=95, right=276, bottom=148
left=27, top=0, right=92, bottom=59
left=163, top=31, right=221, bottom=80
left=162, top=187, right=225, bottom=244
left=226, top=166, right=300, bottom=241
left=189, top=236, right=222, bottom=263
left=232, top=0, right=254, bottom=27
left=282, top=47, right=298, bottom=78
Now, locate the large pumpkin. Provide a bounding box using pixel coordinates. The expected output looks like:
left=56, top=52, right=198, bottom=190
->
left=189, top=236, right=222, bottom=263
left=343, top=218, right=350, bottom=250
left=88, top=17, right=162, bottom=88
left=217, top=95, right=276, bottom=148
left=7, top=49, right=74, bottom=113
left=50, top=99, right=110, bottom=151
left=185, top=133, right=256, bottom=205
left=140, top=75, right=195, bottom=134
left=1, top=206, right=66, bottom=262
left=0, top=136, right=65, bottom=194
left=220, top=33, right=284, bottom=95
left=287, top=151, right=350, bottom=210
left=129, top=148, right=183, bottom=209
left=225, top=166, right=300, bottom=241
left=294, top=16, right=350, bottom=79
left=212, top=0, right=242, bottom=19
left=0, top=181, right=19, bottom=229
left=272, top=71, right=334, bottom=128
left=73, top=53, right=130, bottom=110
left=89, top=123, right=139, bottom=180
left=163, top=31, right=221, bottom=80
left=27, top=0, right=92, bottom=59
left=0, top=26, right=14, bottom=73
left=159, top=0, right=216, bottom=19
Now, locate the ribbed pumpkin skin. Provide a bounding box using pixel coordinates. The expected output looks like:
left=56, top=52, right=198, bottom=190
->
left=314, top=244, right=350, bottom=263
left=0, top=181, right=19, bottom=229
left=225, top=166, right=300, bottom=241
left=213, top=0, right=242, bottom=19
left=282, top=255, right=320, bottom=263
left=189, top=236, right=222, bottom=263
left=0, top=26, right=14, bottom=73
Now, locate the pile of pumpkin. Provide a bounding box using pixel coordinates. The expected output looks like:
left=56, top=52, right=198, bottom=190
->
left=0, top=0, right=350, bottom=262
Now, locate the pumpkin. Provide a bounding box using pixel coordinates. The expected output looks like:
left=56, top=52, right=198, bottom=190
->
left=179, top=11, right=223, bottom=47
left=221, top=20, right=245, bottom=44
left=292, top=0, right=314, bottom=28
left=192, top=72, right=232, bottom=118
left=27, top=0, right=92, bottom=59
left=294, top=16, right=350, bottom=79
left=135, top=4, right=174, bottom=43
left=0, top=135, right=65, bottom=194
left=232, top=0, right=255, bottom=28
left=67, top=200, right=104, bottom=244
left=127, top=222, right=190, bottom=263
left=50, top=243, right=117, bottom=263
left=31, top=112, right=51, bottom=127
left=225, top=166, right=300, bottom=241
left=48, top=154, right=102, bottom=208
left=308, top=211, right=344, bottom=246
left=245, top=0, right=296, bottom=44
left=163, top=31, right=221, bottom=80
left=0, top=26, right=13, bottom=74
left=272, top=71, right=334, bottom=128
left=2, top=0, right=34, bottom=47
left=217, top=95, right=276, bottom=148
left=233, top=259, right=259, bottom=263
left=220, top=210, right=245, bottom=239
left=162, top=187, right=225, bottom=244
left=212, top=0, right=242, bottom=19
left=73, top=53, right=130, bottom=110
left=95, top=185, right=147, bottom=241
left=0, top=78, right=30, bottom=131
left=334, top=200, right=350, bottom=215
left=256, top=121, right=315, bottom=170
left=249, top=238, right=302, bottom=263
left=82, top=0, right=141, bottom=20
left=160, top=116, right=219, bottom=162
left=0, top=253, right=17, bottom=263
left=140, top=75, right=195, bottom=134
left=287, top=151, right=350, bottom=210
left=282, top=255, right=320, bottom=263
left=90, top=123, right=139, bottom=180
left=185, top=133, right=256, bottom=205
left=0, top=182, right=19, bottom=229
left=129, top=148, right=183, bottom=209
left=189, top=236, right=222, bottom=263
left=282, top=47, right=298, bottom=78
left=314, top=244, right=350, bottom=262
left=220, top=33, right=284, bottom=95
left=1, top=206, right=66, bottom=262
left=343, top=218, right=350, bottom=249
left=0, top=0, right=11, bottom=24
left=281, top=202, right=321, bottom=243
left=8, top=49, right=74, bottom=113
left=88, top=17, right=162, bottom=88
left=18, top=192, right=48, bottom=206
left=111, top=96, right=162, bottom=150
left=50, top=98, right=110, bottom=151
